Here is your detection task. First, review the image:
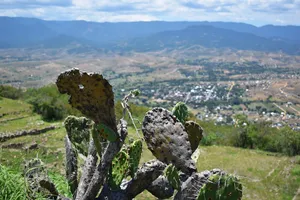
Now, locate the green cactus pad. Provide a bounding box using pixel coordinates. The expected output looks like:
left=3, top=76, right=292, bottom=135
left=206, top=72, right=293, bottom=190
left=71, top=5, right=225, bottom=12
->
left=94, top=123, right=118, bottom=142
left=128, top=139, right=143, bottom=177
left=164, top=164, right=181, bottom=190
left=197, top=174, right=243, bottom=200
left=172, top=102, right=189, bottom=124
left=109, top=150, right=130, bottom=190
left=142, top=107, right=196, bottom=175
left=64, top=115, right=91, bottom=156
left=184, top=121, right=203, bottom=153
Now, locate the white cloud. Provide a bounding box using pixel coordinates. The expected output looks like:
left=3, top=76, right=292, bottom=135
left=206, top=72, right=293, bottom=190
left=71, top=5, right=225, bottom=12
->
left=0, top=0, right=299, bottom=25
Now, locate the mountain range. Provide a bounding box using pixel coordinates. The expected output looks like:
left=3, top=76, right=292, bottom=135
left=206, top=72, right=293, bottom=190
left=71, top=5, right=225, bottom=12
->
left=0, top=16, right=300, bottom=54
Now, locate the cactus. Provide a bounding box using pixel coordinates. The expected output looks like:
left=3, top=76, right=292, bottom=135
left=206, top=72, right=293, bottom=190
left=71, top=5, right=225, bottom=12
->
left=56, top=68, right=117, bottom=130
left=93, top=123, right=118, bottom=142
left=28, top=68, right=243, bottom=200
left=108, top=150, right=130, bottom=190
left=23, top=158, right=59, bottom=199
left=164, top=164, right=181, bottom=190
left=128, top=139, right=143, bottom=177
left=184, top=121, right=203, bottom=153
left=172, top=102, right=189, bottom=124
left=197, top=173, right=243, bottom=200
left=64, top=115, right=91, bottom=156
left=142, top=107, right=196, bottom=174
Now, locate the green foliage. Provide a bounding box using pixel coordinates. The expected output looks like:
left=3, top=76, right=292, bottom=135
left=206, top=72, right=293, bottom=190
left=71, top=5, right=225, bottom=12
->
left=0, top=85, right=23, bottom=99
left=23, top=84, right=80, bottom=121
left=172, top=102, right=189, bottom=124
left=48, top=172, right=72, bottom=198
left=109, top=150, right=130, bottom=190
left=199, top=118, right=300, bottom=156
left=164, top=164, right=181, bottom=190
left=128, top=139, right=143, bottom=177
left=0, top=165, right=27, bottom=200
left=197, top=174, right=242, bottom=200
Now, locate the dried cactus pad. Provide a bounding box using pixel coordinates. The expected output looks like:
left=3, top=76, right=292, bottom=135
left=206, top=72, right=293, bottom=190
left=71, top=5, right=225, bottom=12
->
left=142, top=107, right=196, bottom=174
left=184, top=121, right=203, bottom=153
left=56, top=68, right=116, bottom=129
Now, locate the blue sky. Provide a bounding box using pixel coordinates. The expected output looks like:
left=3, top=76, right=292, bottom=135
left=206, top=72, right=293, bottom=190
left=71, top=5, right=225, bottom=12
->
left=0, top=0, right=299, bottom=26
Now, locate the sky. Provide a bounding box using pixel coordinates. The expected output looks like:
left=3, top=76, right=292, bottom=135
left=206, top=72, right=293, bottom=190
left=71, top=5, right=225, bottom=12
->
left=0, top=0, right=299, bottom=26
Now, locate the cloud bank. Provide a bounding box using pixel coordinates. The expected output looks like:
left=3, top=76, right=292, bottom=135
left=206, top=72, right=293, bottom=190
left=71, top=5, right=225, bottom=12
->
left=0, top=0, right=299, bottom=25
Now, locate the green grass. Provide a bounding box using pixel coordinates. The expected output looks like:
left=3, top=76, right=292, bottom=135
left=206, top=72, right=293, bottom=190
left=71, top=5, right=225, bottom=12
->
left=0, top=97, right=31, bottom=114
left=196, top=146, right=300, bottom=200
left=1, top=98, right=299, bottom=200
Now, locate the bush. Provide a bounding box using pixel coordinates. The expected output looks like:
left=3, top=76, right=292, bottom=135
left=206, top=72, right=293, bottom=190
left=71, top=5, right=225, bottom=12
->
left=0, top=85, right=23, bottom=99
left=23, top=84, right=81, bottom=121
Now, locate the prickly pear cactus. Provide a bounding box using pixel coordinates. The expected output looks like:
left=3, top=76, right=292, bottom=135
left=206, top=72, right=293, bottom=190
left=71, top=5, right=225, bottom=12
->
left=128, top=139, right=143, bottom=177
left=197, top=174, right=243, bottom=200
left=109, top=150, right=130, bottom=190
left=64, top=115, right=91, bottom=156
left=172, top=102, right=189, bottom=124
left=142, top=107, right=196, bottom=174
left=56, top=68, right=117, bottom=131
left=164, top=164, right=181, bottom=190
left=23, top=158, right=58, bottom=199
left=94, top=123, right=118, bottom=142
left=184, top=121, right=203, bottom=153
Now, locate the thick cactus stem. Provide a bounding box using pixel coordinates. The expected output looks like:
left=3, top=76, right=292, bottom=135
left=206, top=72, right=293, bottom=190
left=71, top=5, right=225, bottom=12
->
left=172, top=102, right=189, bottom=124
left=184, top=121, right=203, bottom=153
left=128, top=139, right=143, bottom=177
left=65, top=135, right=78, bottom=198
left=164, top=164, right=181, bottom=190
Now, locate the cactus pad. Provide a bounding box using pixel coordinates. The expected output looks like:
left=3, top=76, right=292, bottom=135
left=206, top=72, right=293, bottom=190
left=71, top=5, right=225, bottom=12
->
left=172, top=102, right=189, bottom=124
left=164, top=164, right=181, bottom=190
left=128, top=139, right=143, bottom=177
left=197, top=174, right=243, bottom=200
left=94, top=123, right=118, bottom=142
left=64, top=115, right=91, bottom=156
left=142, top=107, right=196, bottom=174
left=109, top=150, right=130, bottom=190
left=184, top=121, right=203, bottom=153
left=56, top=68, right=116, bottom=130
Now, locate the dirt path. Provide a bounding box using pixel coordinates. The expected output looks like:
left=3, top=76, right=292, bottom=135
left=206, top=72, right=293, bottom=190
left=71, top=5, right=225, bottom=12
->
left=273, top=102, right=286, bottom=114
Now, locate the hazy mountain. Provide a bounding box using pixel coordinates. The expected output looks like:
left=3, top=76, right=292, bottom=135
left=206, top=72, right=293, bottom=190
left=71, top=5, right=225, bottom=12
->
left=0, top=16, right=299, bottom=54
left=120, top=25, right=299, bottom=54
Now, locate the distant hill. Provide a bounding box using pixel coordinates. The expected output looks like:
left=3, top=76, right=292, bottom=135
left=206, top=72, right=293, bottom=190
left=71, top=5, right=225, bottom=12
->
left=120, top=25, right=300, bottom=54
left=0, top=16, right=299, bottom=54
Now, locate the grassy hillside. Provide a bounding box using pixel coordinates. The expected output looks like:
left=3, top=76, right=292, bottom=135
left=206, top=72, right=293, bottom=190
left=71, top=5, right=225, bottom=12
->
left=0, top=97, right=299, bottom=200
